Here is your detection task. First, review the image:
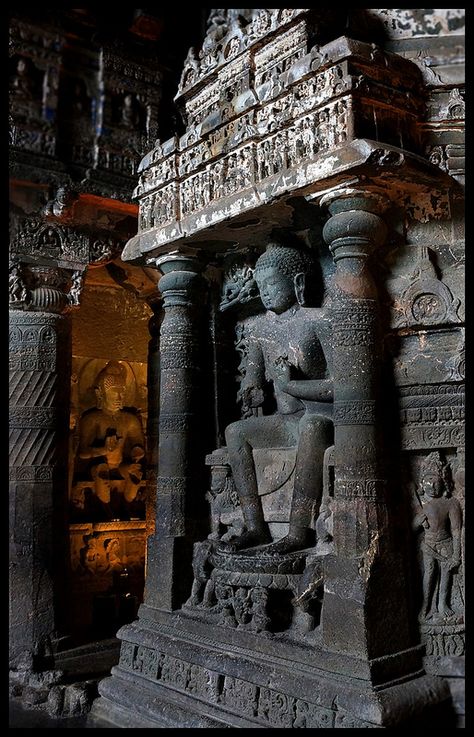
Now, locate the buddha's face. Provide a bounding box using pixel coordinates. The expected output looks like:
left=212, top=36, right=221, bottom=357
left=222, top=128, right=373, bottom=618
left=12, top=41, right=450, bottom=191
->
left=421, top=472, right=443, bottom=499
left=255, top=266, right=296, bottom=314
left=102, top=384, right=124, bottom=412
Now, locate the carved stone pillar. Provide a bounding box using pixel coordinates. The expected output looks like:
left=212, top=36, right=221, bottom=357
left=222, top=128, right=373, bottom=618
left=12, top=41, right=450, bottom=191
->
left=143, top=254, right=204, bottom=611
left=9, top=266, right=75, bottom=670
left=144, top=295, right=163, bottom=539
left=320, top=191, right=413, bottom=661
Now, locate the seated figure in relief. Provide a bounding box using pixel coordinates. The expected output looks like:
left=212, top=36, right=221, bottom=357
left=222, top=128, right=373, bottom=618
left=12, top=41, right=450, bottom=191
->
left=222, top=241, right=334, bottom=554
left=75, top=360, right=145, bottom=521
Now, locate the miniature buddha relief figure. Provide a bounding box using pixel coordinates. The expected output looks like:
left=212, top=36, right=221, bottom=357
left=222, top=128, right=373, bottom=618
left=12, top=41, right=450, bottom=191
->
left=80, top=535, right=108, bottom=576
left=61, top=78, right=91, bottom=135
left=71, top=79, right=89, bottom=116
left=120, top=93, right=140, bottom=130
left=11, top=57, right=34, bottom=100
left=105, top=538, right=123, bottom=572
left=220, top=241, right=334, bottom=554
left=414, top=452, right=462, bottom=621
left=9, top=260, right=28, bottom=305
left=74, top=360, right=146, bottom=521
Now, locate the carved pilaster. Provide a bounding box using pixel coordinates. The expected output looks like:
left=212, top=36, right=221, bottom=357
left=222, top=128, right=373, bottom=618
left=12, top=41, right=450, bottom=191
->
left=320, top=190, right=414, bottom=662
left=9, top=307, right=72, bottom=668
left=143, top=254, right=205, bottom=611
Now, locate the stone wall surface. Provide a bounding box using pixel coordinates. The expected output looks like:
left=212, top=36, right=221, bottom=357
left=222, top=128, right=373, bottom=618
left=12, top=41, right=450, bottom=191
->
left=9, top=7, right=464, bottom=728
left=89, top=8, right=464, bottom=729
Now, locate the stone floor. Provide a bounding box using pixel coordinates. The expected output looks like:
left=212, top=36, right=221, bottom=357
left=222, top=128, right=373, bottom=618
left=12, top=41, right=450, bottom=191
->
left=9, top=701, right=89, bottom=728
left=9, top=638, right=121, bottom=729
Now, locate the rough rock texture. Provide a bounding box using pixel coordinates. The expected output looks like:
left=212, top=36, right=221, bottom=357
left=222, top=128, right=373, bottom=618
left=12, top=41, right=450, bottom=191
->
left=90, top=8, right=464, bottom=729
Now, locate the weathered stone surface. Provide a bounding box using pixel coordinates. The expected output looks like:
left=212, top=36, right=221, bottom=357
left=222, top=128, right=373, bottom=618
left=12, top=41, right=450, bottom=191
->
left=91, top=8, right=464, bottom=730
left=9, top=7, right=464, bottom=729
left=9, top=8, right=168, bottom=714
left=9, top=310, right=71, bottom=670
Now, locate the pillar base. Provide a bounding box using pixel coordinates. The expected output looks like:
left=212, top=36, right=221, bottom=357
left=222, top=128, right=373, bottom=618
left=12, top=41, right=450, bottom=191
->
left=89, top=612, right=451, bottom=729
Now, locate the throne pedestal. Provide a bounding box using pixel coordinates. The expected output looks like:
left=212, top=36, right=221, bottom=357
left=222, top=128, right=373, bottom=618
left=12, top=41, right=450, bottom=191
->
left=90, top=442, right=449, bottom=728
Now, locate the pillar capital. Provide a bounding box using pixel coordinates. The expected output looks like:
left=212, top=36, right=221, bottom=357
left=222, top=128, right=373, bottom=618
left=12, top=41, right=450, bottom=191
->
left=319, top=186, right=390, bottom=215
left=9, top=258, right=86, bottom=314
left=154, top=251, right=203, bottom=275
left=321, top=188, right=389, bottom=264
left=153, top=252, right=204, bottom=308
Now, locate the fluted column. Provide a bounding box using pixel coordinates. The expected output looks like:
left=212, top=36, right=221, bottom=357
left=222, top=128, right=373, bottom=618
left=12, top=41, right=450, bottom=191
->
left=9, top=266, right=76, bottom=669
left=142, top=254, right=205, bottom=611
left=320, top=191, right=413, bottom=661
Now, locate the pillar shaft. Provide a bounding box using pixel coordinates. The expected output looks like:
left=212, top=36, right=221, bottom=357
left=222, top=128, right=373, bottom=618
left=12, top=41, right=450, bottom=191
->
left=9, top=309, right=71, bottom=667
left=143, top=255, right=205, bottom=611
left=321, top=193, right=413, bottom=661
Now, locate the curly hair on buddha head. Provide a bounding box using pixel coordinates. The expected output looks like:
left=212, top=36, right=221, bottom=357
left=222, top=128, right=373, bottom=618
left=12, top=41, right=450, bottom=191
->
left=94, top=361, right=127, bottom=406
left=254, top=241, right=315, bottom=281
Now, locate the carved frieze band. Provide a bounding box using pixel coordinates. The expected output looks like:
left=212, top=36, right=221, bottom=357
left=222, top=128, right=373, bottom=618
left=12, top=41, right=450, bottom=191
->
left=211, top=568, right=299, bottom=591
left=160, top=334, right=198, bottom=349
left=422, top=625, right=465, bottom=657
left=9, top=465, right=54, bottom=482
left=333, top=400, right=376, bottom=425
left=399, top=384, right=464, bottom=398
left=118, top=642, right=375, bottom=728
left=10, top=127, right=56, bottom=156
left=331, top=305, right=376, bottom=348
left=9, top=350, right=57, bottom=373
left=331, top=305, right=376, bottom=328
left=9, top=311, right=61, bottom=326
left=9, top=217, right=123, bottom=267
left=9, top=407, right=59, bottom=430
left=160, top=354, right=199, bottom=371
left=159, top=414, right=193, bottom=432
left=401, top=406, right=464, bottom=424
left=332, top=329, right=374, bottom=348
left=401, top=425, right=464, bottom=451
left=336, top=478, right=386, bottom=500
left=10, top=322, right=58, bottom=344
left=139, top=98, right=350, bottom=229
left=399, top=385, right=465, bottom=450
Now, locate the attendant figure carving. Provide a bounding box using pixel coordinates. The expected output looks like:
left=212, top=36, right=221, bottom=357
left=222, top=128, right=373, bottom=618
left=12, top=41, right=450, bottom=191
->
left=414, top=452, right=462, bottom=620
left=120, top=93, right=140, bottom=130
left=11, top=57, right=34, bottom=99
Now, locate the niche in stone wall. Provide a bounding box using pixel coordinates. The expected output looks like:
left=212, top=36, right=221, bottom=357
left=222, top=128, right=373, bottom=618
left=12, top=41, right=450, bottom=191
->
left=67, top=261, right=154, bottom=643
